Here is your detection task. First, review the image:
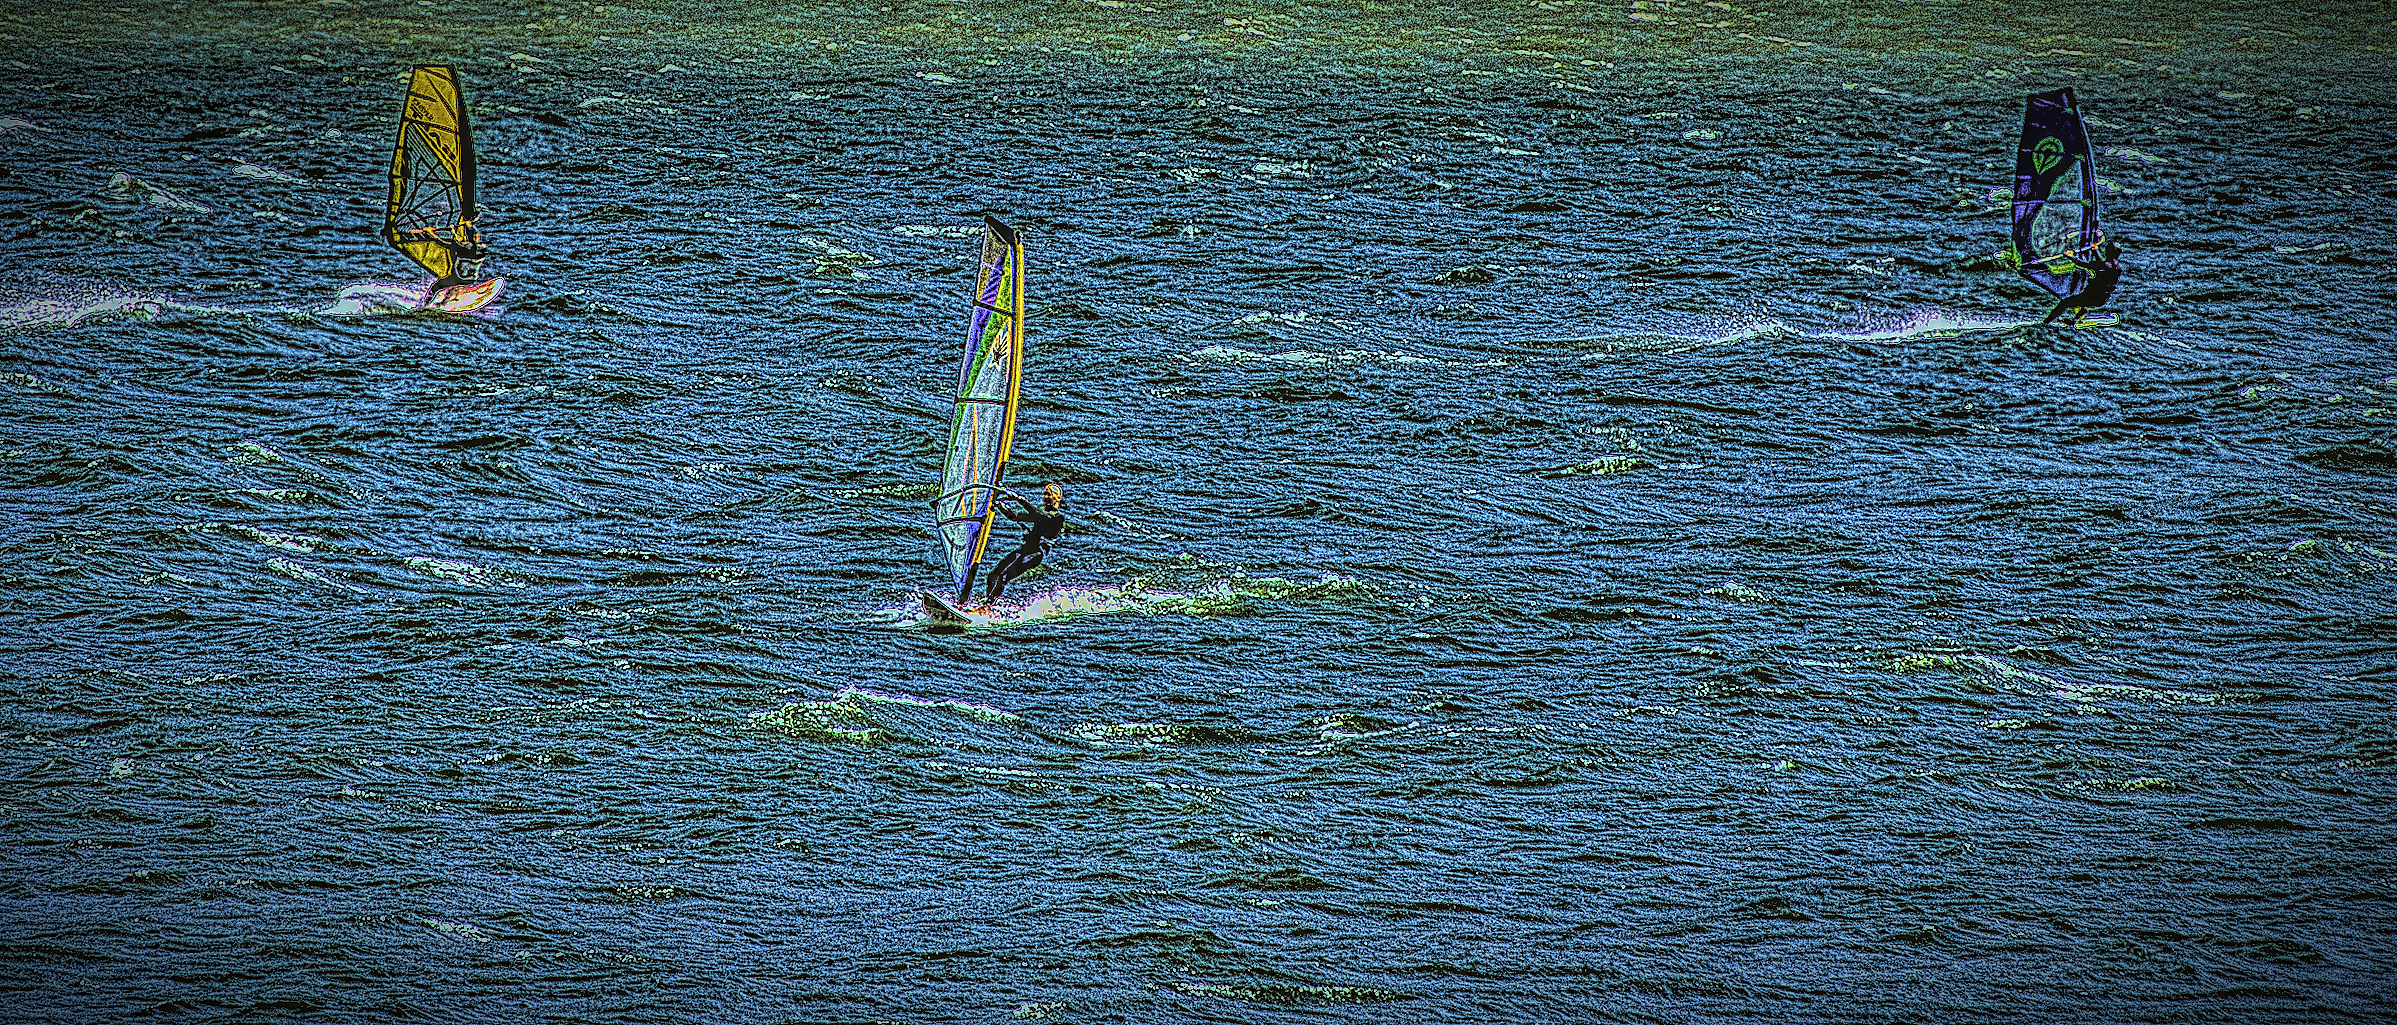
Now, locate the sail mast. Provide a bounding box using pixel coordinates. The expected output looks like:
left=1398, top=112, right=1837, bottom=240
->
left=2011, top=88, right=2101, bottom=299
left=933, top=217, right=1026, bottom=602
left=384, top=64, right=479, bottom=286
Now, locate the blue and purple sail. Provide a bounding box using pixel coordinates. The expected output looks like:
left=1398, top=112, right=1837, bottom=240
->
left=2011, top=88, right=2103, bottom=299
left=931, top=216, right=1025, bottom=603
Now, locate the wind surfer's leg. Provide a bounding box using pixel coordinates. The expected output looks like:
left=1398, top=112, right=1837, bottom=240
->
left=2040, top=298, right=2072, bottom=326
left=984, top=557, right=1012, bottom=604
left=984, top=547, right=1046, bottom=604
left=985, top=549, right=1027, bottom=603
left=1011, top=548, right=1045, bottom=583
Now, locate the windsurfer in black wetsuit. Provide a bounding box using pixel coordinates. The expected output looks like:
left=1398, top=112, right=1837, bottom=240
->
left=982, top=483, right=1065, bottom=607
left=426, top=221, right=488, bottom=289
left=451, top=221, right=489, bottom=281
left=2040, top=237, right=2123, bottom=326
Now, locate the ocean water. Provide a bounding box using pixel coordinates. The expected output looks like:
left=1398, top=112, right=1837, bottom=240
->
left=3, top=2, right=2394, bottom=1021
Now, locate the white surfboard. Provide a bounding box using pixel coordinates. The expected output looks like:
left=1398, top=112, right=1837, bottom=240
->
left=919, top=590, right=982, bottom=626
left=425, top=277, right=504, bottom=314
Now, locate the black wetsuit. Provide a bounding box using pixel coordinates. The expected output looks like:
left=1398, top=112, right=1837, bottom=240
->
left=984, top=500, right=1064, bottom=603
left=432, top=225, right=489, bottom=289
left=2042, top=253, right=2123, bottom=325
left=442, top=243, right=490, bottom=289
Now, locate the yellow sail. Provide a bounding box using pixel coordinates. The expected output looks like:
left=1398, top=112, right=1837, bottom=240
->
left=383, top=65, right=483, bottom=285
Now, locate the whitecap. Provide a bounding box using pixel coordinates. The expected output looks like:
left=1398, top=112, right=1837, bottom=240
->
left=405, top=556, right=525, bottom=589
left=890, top=223, right=982, bottom=238
left=1189, top=344, right=1331, bottom=366
left=109, top=172, right=215, bottom=213
left=231, top=161, right=306, bottom=184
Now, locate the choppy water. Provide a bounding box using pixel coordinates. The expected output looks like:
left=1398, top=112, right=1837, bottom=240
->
left=4, top=2, right=2395, bottom=1022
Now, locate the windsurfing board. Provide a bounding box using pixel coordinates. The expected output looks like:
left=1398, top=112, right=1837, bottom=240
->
left=425, top=277, right=504, bottom=314
left=919, top=590, right=982, bottom=626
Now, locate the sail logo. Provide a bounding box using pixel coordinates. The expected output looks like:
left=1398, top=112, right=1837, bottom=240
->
left=2031, top=136, right=2064, bottom=175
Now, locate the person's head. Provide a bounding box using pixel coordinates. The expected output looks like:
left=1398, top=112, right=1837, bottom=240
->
left=2098, top=237, right=2121, bottom=261
left=1043, top=483, right=1064, bottom=511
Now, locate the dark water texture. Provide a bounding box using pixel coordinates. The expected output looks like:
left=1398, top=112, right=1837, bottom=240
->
left=3, top=1, right=2395, bottom=1022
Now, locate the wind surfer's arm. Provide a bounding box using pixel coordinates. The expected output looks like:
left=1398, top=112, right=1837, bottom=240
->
left=992, top=492, right=1036, bottom=521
